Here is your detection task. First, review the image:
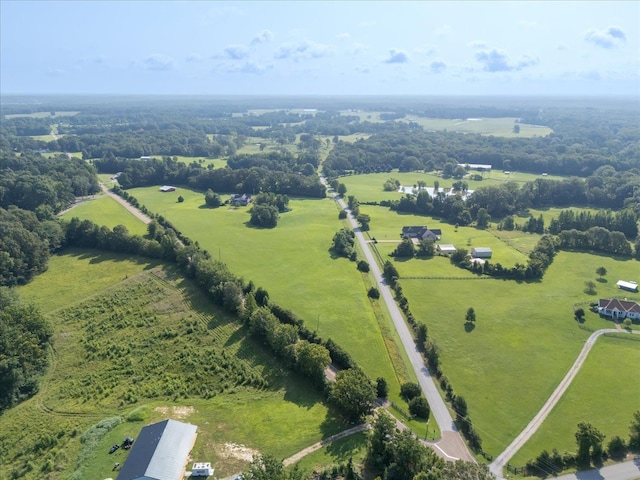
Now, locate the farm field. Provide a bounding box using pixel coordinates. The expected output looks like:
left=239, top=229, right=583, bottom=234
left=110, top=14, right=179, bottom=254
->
left=399, top=250, right=640, bottom=458
left=128, top=186, right=415, bottom=408
left=172, top=156, right=228, bottom=169
left=512, top=335, right=640, bottom=466
left=61, top=195, right=148, bottom=236
left=8, top=250, right=344, bottom=479
left=400, top=115, right=553, bottom=138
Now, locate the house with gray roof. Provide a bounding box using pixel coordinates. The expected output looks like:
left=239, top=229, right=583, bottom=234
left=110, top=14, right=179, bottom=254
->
left=117, top=419, right=198, bottom=480
left=471, top=247, right=492, bottom=258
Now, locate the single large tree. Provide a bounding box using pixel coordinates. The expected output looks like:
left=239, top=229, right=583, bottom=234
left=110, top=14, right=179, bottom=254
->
left=330, top=368, right=376, bottom=421
left=596, top=266, right=607, bottom=279
left=575, top=422, right=605, bottom=467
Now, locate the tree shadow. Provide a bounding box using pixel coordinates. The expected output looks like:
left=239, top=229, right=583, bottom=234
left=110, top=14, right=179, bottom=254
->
left=596, top=278, right=608, bottom=283
left=464, top=322, right=476, bottom=333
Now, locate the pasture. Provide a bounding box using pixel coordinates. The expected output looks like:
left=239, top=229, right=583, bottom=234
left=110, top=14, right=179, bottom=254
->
left=512, top=334, right=640, bottom=466
left=399, top=250, right=639, bottom=457
left=61, top=195, right=148, bottom=236
left=127, top=186, right=415, bottom=409
left=8, top=250, right=345, bottom=479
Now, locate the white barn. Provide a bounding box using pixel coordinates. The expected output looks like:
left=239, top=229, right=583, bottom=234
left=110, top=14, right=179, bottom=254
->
left=471, top=247, right=492, bottom=258
left=617, top=280, right=639, bottom=292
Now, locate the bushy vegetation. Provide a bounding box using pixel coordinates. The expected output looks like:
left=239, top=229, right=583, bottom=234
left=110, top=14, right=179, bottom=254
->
left=0, top=289, right=53, bottom=411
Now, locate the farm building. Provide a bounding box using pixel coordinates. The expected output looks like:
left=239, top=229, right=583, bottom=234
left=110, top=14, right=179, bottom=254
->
left=597, top=299, right=640, bottom=320
left=457, top=163, right=492, bottom=171
left=230, top=193, right=252, bottom=206
left=116, top=419, right=197, bottom=480
left=616, top=280, right=639, bottom=292
left=437, top=244, right=456, bottom=254
left=471, top=247, right=492, bottom=258
left=159, top=186, right=176, bottom=192
left=401, top=226, right=441, bottom=242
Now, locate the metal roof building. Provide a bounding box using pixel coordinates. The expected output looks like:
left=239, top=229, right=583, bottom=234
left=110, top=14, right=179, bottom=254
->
left=117, top=419, right=198, bottom=480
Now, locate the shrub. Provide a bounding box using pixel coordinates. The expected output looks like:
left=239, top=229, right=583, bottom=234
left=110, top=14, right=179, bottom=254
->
left=368, top=287, right=380, bottom=299
left=409, top=396, right=430, bottom=419
left=357, top=260, right=370, bottom=272
left=400, top=382, right=421, bottom=401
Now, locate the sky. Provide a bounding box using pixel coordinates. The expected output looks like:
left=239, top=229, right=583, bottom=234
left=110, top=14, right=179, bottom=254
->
left=1, top=1, right=639, bottom=96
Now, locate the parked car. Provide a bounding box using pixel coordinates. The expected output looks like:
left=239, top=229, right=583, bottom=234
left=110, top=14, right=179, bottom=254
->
left=108, top=444, right=120, bottom=454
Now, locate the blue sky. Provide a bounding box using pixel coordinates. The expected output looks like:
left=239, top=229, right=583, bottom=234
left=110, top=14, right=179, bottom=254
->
left=1, top=1, right=638, bottom=96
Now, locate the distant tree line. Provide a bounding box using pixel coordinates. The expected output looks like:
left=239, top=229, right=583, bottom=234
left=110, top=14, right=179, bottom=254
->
left=94, top=155, right=326, bottom=198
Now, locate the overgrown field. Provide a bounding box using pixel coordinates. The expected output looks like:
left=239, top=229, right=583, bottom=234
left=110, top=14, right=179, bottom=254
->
left=6, top=250, right=343, bottom=479
left=400, top=251, right=640, bottom=458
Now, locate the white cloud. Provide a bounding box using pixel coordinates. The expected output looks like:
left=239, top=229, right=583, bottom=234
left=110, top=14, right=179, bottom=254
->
left=251, top=29, right=273, bottom=45
left=468, top=40, right=488, bottom=49
left=434, top=24, right=452, bottom=38
left=384, top=49, right=409, bottom=64
left=430, top=61, right=447, bottom=74
left=336, top=32, right=351, bottom=41
left=355, top=65, right=371, bottom=73
left=143, top=54, right=174, bottom=71
left=585, top=26, right=627, bottom=49
left=186, top=53, right=203, bottom=63
left=224, top=44, right=250, bottom=60
left=274, top=40, right=332, bottom=60
left=474, top=49, right=538, bottom=72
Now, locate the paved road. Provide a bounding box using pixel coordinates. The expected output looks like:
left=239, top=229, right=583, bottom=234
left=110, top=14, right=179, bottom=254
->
left=322, top=178, right=474, bottom=463
left=554, top=458, right=640, bottom=480
left=490, top=328, right=640, bottom=478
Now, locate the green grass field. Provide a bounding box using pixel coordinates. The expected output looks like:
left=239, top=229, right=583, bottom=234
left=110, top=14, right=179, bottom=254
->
left=61, top=195, right=148, bottom=236
left=127, top=187, right=411, bottom=403
left=291, top=431, right=369, bottom=477
left=4, top=111, right=79, bottom=119
left=7, top=250, right=346, bottom=479
left=399, top=250, right=640, bottom=457
left=511, top=335, right=640, bottom=466
left=339, top=171, right=566, bottom=204
left=400, top=115, right=553, bottom=138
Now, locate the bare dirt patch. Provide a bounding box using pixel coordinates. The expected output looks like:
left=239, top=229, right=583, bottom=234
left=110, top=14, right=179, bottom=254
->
left=154, top=406, right=195, bottom=419
left=217, top=442, right=260, bottom=462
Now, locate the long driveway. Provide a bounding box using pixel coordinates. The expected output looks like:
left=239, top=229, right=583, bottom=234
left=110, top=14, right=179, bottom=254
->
left=490, top=328, right=640, bottom=478
left=324, top=180, right=474, bottom=462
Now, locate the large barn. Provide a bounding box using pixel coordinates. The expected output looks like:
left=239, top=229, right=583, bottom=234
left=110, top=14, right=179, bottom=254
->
left=117, top=419, right=197, bottom=480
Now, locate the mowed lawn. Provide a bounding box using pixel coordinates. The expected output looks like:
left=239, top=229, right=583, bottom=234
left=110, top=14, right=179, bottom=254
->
left=128, top=186, right=405, bottom=399
left=399, top=250, right=640, bottom=457
left=61, top=195, right=149, bottom=236
left=512, top=335, right=640, bottom=465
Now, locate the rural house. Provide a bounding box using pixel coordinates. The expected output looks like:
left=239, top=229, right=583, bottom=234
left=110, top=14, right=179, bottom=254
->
left=437, top=244, right=456, bottom=254
left=616, top=280, right=639, bottom=292
left=116, top=419, right=197, bottom=480
left=597, top=299, right=640, bottom=320
left=471, top=247, right=492, bottom=258
left=401, top=226, right=442, bottom=242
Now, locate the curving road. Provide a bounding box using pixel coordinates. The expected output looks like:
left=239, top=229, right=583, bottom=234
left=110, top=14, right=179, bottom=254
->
left=490, top=328, right=640, bottom=478
left=323, top=178, right=474, bottom=463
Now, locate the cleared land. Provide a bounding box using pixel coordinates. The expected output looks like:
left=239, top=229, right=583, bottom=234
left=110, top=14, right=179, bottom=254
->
left=4, top=111, right=79, bottom=119
left=9, top=250, right=344, bottom=479
left=61, top=195, right=148, bottom=236
left=400, top=115, right=553, bottom=138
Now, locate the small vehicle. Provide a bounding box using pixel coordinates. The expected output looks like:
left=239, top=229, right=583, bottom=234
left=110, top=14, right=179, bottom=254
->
left=122, top=437, right=134, bottom=449
left=109, top=444, right=120, bottom=454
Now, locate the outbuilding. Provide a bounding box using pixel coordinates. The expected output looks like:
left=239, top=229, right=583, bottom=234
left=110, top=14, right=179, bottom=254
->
left=437, top=244, right=457, bottom=254
left=116, top=419, right=197, bottom=480
left=616, top=280, right=639, bottom=292
left=159, top=186, right=176, bottom=192
left=471, top=247, right=492, bottom=258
